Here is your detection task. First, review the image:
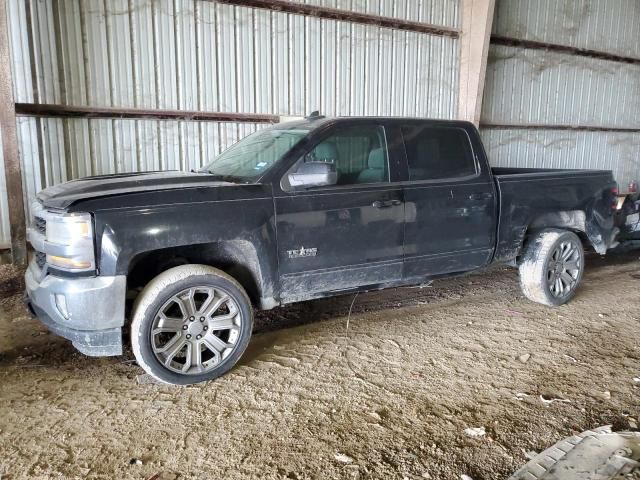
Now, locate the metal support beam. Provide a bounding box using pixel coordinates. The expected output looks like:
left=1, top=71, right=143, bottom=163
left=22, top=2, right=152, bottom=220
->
left=15, top=103, right=280, bottom=123
left=481, top=122, right=640, bottom=133
left=0, top=0, right=26, bottom=265
left=457, top=0, right=496, bottom=126
left=216, top=0, right=460, bottom=38
left=491, top=35, right=640, bottom=65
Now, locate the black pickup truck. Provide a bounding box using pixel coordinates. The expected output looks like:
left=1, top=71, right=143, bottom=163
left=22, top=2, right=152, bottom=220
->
left=24, top=116, right=617, bottom=384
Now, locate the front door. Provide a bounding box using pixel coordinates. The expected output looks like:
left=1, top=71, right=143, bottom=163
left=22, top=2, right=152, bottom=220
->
left=274, top=123, right=405, bottom=302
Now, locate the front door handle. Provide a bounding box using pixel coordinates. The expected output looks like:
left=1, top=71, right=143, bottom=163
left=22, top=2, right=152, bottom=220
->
left=372, top=199, right=401, bottom=208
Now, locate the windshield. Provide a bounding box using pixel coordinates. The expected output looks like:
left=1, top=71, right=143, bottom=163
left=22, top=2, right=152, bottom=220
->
left=200, top=127, right=310, bottom=181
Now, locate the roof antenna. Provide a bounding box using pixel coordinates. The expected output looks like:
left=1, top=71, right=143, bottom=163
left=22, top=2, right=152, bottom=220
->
left=306, top=110, right=324, bottom=119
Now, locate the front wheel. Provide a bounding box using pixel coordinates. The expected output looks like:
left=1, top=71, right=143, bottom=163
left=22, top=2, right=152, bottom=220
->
left=518, top=229, right=585, bottom=306
left=131, top=265, right=253, bottom=385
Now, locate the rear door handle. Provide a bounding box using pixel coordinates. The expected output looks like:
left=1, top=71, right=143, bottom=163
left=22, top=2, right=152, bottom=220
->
left=468, top=192, right=493, bottom=201
left=372, top=199, right=401, bottom=208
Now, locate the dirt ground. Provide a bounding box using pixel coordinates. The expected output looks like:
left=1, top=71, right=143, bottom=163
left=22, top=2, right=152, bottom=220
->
left=0, top=253, right=638, bottom=480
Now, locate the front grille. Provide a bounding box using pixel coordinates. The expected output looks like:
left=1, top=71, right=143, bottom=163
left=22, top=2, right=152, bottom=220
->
left=33, top=215, right=46, bottom=235
left=30, top=202, right=48, bottom=271
left=35, top=251, right=46, bottom=269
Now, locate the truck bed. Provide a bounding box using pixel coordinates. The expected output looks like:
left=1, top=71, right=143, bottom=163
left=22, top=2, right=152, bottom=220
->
left=491, top=167, right=616, bottom=262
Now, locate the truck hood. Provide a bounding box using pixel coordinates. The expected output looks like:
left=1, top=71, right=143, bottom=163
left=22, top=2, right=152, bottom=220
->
left=37, top=171, right=236, bottom=209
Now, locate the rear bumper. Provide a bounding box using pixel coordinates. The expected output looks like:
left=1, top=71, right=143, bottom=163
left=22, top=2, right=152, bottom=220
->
left=24, top=260, right=126, bottom=356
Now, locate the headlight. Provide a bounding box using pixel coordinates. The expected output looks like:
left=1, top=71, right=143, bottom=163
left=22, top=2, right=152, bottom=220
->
left=45, top=212, right=95, bottom=271
left=46, top=213, right=92, bottom=244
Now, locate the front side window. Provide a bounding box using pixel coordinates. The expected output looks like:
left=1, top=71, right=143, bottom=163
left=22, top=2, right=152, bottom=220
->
left=402, top=126, right=476, bottom=181
left=200, top=126, right=310, bottom=181
left=282, top=125, right=390, bottom=190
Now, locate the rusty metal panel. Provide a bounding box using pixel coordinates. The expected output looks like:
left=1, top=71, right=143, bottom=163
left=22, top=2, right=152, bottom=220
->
left=481, top=45, right=640, bottom=128
left=481, top=128, right=640, bottom=190
left=492, top=0, right=640, bottom=59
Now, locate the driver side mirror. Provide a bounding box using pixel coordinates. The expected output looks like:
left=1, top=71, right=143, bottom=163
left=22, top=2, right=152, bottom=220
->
left=288, top=161, right=337, bottom=189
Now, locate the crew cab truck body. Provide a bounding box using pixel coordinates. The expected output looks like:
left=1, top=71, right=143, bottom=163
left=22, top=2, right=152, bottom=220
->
left=24, top=117, right=617, bottom=384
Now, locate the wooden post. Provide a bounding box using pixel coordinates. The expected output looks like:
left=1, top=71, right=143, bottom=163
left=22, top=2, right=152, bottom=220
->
left=458, top=0, right=496, bottom=126
left=0, top=0, right=26, bottom=265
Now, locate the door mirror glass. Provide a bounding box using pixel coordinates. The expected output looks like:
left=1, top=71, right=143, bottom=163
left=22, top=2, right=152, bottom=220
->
left=288, top=161, right=338, bottom=189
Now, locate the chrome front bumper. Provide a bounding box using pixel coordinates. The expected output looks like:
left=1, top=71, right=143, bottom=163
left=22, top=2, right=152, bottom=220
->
left=24, top=260, right=127, bottom=356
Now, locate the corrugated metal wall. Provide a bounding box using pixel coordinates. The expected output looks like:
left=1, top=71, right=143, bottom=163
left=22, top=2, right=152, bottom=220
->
left=482, top=46, right=640, bottom=128
left=482, top=129, right=640, bottom=189
left=0, top=0, right=461, bottom=246
left=491, top=0, right=640, bottom=58
left=481, top=0, right=640, bottom=189
left=0, top=130, right=7, bottom=248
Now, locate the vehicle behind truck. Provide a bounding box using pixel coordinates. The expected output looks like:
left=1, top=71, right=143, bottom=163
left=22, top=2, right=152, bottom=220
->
left=25, top=115, right=617, bottom=385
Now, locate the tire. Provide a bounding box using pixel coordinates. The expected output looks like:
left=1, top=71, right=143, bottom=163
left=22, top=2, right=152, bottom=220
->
left=131, top=264, right=253, bottom=385
left=518, top=229, right=585, bottom=307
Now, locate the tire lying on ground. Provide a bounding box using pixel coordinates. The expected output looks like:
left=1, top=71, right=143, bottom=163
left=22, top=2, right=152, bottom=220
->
left=131, top=264, right=253, bottom=385
left=518, top=229, right=585, bottom=307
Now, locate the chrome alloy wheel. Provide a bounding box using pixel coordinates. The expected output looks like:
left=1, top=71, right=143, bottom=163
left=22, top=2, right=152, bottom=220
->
left=546, top=240, right=581, bottom=299
left=150, top=286, right=242, bottom=375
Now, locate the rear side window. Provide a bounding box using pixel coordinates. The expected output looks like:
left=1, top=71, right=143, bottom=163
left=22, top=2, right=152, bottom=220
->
left=402, top=126, right=476, bottom=181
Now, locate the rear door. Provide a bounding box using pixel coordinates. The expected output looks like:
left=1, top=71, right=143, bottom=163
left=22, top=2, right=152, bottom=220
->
left=400, top=123, right=497, bottom=279
left=274, top=121, right=406, bottom=301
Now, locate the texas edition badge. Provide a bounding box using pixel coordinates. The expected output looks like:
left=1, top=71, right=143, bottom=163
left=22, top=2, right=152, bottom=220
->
left=287, top=246, right=318, bottom=259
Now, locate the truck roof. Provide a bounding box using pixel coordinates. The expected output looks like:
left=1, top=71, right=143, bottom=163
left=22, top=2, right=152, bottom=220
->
left=272, top=115, right=476, bottom=131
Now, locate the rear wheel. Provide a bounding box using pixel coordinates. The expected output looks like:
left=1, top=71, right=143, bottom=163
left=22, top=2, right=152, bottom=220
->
left=518, top=229, right=585, bottom=306
left=131, top=265, right=253, bottom=385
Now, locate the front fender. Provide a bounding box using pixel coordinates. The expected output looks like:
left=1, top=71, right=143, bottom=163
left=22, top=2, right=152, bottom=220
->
left=93, top=197, right=278, bottom=301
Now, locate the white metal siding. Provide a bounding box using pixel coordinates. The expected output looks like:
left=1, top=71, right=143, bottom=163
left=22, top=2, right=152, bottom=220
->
left=481, top=0, right=640, bottom=190
left=492, top=0, right=640, bottom=59
left=481, top=129, right=640, bottom=190
left=0, top=0, right=461, bottom=245
left=482, top=46, right=640, bottom=128
left=11, top=0, right=460, bottom=113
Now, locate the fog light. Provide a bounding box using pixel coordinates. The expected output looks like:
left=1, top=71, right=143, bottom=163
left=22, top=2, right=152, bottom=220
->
left=54, top=293, right=70, bottom=319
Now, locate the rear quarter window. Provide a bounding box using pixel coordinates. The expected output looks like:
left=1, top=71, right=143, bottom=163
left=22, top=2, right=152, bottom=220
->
left=402, top=126, right=476, bottom=181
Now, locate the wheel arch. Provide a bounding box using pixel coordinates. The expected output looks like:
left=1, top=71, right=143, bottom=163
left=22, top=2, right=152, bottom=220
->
left=528, top=210, right=587, bottom=234
left=520, top=210, right=593, bottom=259
left=126, top=240, right=277, bottom=310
